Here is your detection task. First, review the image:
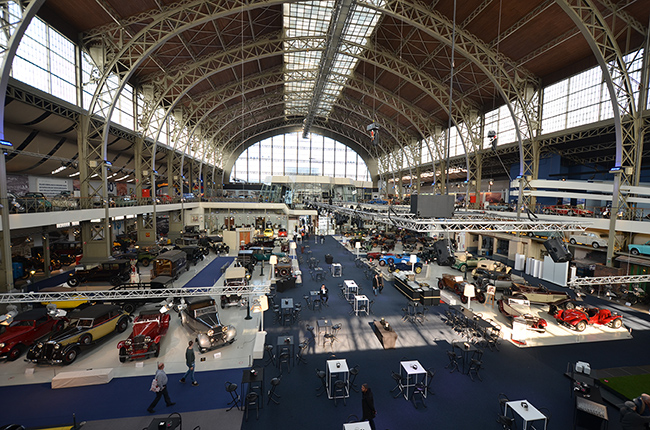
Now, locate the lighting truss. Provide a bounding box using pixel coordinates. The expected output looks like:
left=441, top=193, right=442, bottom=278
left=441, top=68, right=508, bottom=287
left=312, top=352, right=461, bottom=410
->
left=568, top=275, right=650, bottom=287
left=0, top=284, right=271, bottom=304
left=311, top=202, right=587, bottom=233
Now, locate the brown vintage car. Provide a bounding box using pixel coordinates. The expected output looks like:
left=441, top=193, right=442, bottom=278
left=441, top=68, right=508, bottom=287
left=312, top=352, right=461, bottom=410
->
left=438, top=273, right=486, bottom=304
left=506, top=283, right=574, bottom=310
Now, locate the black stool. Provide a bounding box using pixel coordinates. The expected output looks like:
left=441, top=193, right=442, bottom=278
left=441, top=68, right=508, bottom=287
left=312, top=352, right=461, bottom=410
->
left=267, top=376, right=282, bottom=405
left=225, top=381, right=240, bottom=411
left=264, top=344, right=276, bottom=367
left=349, top=364, right=360, bottom=392
left=315, top=368, right=327, bottom=397
left=296, top=340, right=309, bottom=364
left=245, top=392, right=259, bottom=421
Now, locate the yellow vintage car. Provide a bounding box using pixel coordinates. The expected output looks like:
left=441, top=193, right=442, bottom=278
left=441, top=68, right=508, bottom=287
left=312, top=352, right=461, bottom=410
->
left=263, top=228, right=274, bottom=237
left=25, top=304, right=129, bottom=365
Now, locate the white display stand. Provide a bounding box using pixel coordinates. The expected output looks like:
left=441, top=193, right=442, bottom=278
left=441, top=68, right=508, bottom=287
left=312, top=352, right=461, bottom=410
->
left=514, top=254, right=526, bottom=271
left=51, top=368, right=114, bottom=389
left=541, top=255, right=569, bottom=286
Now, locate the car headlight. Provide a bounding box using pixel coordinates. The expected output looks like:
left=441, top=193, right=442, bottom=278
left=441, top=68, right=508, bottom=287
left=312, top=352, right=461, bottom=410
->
left=144, top=336, right=151, bottom=343
left=207, top=329, right=214, bottom=337
left=0, top=343, right=5, bottom=348
left=222, top=326, right=229, bottom=333
left=54, top=344, right=61, bottom=349
left=37, top=342, right=43, bottom=348
left=125, top=339, right=132, bottom=346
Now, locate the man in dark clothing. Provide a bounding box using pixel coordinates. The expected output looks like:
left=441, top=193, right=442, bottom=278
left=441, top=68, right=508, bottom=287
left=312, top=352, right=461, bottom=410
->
left=148, top=362, right=175, bottom=413
left=620, top=398, right=650, bottom=430
left=372, top=274, right=380, bottom=296
left=361, top=383, right=377, bottom=430
left=179, top=340, right=198, bottom=386
left=320, top=284, right=329, bottom=304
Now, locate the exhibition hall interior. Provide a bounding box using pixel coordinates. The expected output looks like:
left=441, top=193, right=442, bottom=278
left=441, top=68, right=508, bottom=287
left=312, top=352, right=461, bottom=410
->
left=1, top=1, right=650, bottom=429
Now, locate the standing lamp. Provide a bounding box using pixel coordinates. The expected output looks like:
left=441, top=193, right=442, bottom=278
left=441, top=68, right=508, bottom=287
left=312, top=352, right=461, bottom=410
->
left=269, top=255, right=278, bottom=281
left=355, top=240, right=361, bottom=258
left=464, top=283, right=476, bottom=310
left=251, top=295, right=269, bottom=331
left=290, top=241, right=297, bottom=259
left=410, top=254, right=417, bottom=272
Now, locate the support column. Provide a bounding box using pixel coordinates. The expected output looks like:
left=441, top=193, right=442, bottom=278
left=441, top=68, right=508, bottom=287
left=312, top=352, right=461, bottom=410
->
left=42, top=230, right=50, bottom=278
left=0, top=149, right=12, bottom=291
left=168, top=210, right=184, bottom=242
left=136, top=214, right=156, bottom=245
left=80, top=220, right=111, bottom=264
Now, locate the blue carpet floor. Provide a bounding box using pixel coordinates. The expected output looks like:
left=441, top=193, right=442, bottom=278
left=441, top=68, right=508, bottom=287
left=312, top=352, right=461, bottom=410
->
left=184, top=256, right=234, bottom=288
left=2, top=368, right=244, bottom=428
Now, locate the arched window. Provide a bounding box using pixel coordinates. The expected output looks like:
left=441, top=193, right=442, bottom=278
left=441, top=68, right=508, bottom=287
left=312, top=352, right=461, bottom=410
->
left=232, top=132, right=370, bottom=183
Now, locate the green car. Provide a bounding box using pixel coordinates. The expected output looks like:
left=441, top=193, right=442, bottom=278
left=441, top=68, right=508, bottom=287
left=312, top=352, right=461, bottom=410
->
left=249, top=246, right=285, bottom=261
left=20, top=192, right=52, bottom=212
left=451, top=252, right=485, bottom=273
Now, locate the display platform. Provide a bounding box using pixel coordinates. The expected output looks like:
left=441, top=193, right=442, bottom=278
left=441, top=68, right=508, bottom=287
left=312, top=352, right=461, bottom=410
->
left=0, top=253, right=264, bottom=388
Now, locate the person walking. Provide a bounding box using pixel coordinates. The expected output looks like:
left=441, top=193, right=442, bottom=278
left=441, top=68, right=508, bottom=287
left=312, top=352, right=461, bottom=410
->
left=180, top=340, right=198, bottom=386
left=147, top=362, right=175, bottom=413
left=378, top=272, right=384, bottom=294
left=361, top=383, right=377, bottom=430
left=320, top=284, right=329, bottom=305
left=372, top=273, right=380, bottom=296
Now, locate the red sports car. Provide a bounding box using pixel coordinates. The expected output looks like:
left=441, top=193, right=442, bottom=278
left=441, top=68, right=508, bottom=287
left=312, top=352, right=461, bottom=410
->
left=553, top=306, right=623, bottom=332
left=277, top=228, right=288, bottom=237
left=117, top=306, right=170, bottom=362
left=0, top=308, right=66, bottom=361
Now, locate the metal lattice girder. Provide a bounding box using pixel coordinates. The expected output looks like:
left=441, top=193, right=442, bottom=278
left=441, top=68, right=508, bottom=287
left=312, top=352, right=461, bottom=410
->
left=0, top=284, right=271, bottom=305
left=311, top=202, right=587, bottom=233
left=568, top=275, right=650, bottom=287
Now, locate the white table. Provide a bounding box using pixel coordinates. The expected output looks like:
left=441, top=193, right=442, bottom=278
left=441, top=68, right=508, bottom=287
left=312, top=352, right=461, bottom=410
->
left=505, top=400, right=548, bottom=430
left=354, top=295, right=369, bottom=316
left=344, top=280, right=359, bottom=298
left=399, top=360, right=427, bottom=400
left=326, top=359, right=349, bottom=400
left=343, top=422, right=372, bottom=430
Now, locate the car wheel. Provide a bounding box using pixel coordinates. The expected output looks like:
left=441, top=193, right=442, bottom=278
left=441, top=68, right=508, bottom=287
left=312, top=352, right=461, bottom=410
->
left=119, top=347, right=127, bottom=363
left=122, top=302, right=137, bottom=314
left=460, top=295, right=468, bottom=304
left=203, top=248, right=209, bottom=256
left=575, top=321, right=587, bottom=332
left=378, top=260, right=385, bottom=266
left=477, top=292, right=486, bottom=304
left=631, top=248, right=640, bottom=255
left=8, top=344, right=25, bottom=361
left=225, top=246, right=230, bottom=253
left=569, top=238, right=577, bottom=245
left=141, top=258, right=150, bottom=267
left=414, top=266, right=422, bottom=274
left=63, top=347, right=79, bottom=365
left=438, top=280, right=444, bottom=289
left=564, top=301, right=575, bottom=310
left=54, top=320, right=65, bottom=331
left=79, top=334, right=92, bottom=345
left=387, top=258, right=394, bottom=265
left=459, top=264, right=467, bottom=273
left=527, top=232, right=534, bottom=237
left=110, top=276, right=122, bottom=286
left=610, top=318, right=623, bottom=329
left=67, top=277, right=80, bottom=287
left=150, top=343, right=161, bottom=357
left=116, top=317, right=129, bottom=333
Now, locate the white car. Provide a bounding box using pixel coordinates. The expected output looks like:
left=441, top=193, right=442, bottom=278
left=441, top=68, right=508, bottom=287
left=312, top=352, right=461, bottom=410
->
left=568, top=232, right=608, bottom=249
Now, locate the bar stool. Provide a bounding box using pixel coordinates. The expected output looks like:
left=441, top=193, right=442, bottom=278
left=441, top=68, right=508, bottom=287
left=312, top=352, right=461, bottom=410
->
left=333, top=379, right=348, bottom=406
left=225, top=381, right=240, bottom=411
left=267, top=376, right=282, bottom=405
left=315, top=368, right=327, bottom=397
left=278, top=347, right=291, bottom=375
left=244, top=392, right=259, bottom=421
left=264, top=344, right=276, bottom=367
left=349, top=364, right=360, bottom=392
left=296, top=340, right=309, bottom=365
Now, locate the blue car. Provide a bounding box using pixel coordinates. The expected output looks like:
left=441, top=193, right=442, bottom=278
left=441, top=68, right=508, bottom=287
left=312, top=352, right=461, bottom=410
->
left=629, top=240, right=650, bottom=256
left=380, top=255, right=423, bottom=274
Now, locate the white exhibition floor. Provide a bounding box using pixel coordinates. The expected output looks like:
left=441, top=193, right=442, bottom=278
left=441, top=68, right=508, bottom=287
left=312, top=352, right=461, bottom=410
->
left=0, top=253, right=262, bottom=387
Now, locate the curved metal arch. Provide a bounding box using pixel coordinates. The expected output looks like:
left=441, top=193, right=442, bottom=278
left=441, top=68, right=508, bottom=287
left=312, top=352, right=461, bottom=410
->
left=200, top=92, right=402, bottom=165
left=372, top=0, right=541, bottom=177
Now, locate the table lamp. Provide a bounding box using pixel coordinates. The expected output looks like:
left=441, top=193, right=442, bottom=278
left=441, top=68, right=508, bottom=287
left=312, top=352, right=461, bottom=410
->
left=464, top=283, right=476, bottom=310
left=269, top=254, right=278, bottom=280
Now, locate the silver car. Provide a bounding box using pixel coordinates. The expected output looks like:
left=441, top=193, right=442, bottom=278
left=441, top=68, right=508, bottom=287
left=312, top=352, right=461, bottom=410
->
left=178, top=296, right=236, bottom=352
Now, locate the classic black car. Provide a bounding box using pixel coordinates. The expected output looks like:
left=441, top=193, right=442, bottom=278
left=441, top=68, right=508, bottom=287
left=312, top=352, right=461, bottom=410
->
left=179, top=296, right=236, bottom=352
left=473, top=268, right=525, bottom=291
left=25, top=304, right=130, bottom=364
left=67, top=260, right=131, bottom=287
left=153, top=250, right=188, bottom=280
left=179, top=246, right=204, bottom=266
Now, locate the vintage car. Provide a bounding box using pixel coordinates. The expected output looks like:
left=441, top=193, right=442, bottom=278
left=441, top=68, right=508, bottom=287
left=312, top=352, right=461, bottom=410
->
left=50, top=191, right=78, bottom=210
left=113, top=246, right=159, bottom=267
left=179, top=245, right=204, bottom=266
left=19, top=192, right=52, bottom=212
left=0, top=308, right=67, bottom=361
left=506, top=283, right=574, bottom=309
left=117, top=305, right=170, bottom=362
left=568, top=232, right=608, bottom=249
left=277, top=228, right=288, bottom=237
left=378, top=254, right=419, bottom=267
left=497, top=296, right=548, bottom=332
left=438, top=273, right=486, bottom=304
left=153, top=250, right=188, bottom=279
left=67, top=259, right=131, bottom=287
left=387, top=258, right=424, bottom=274
left=26, top=304, right=130, bottom=365
left=629, top=240, right=650, bottom=256
left=366, top=252, right=394, bottom=262
left=221, top=267, right=247, bottom=309
left=7, top=192, right=25, bottom=213
left=179, top=296, right=237, bottom=352
left=263, top=228, right=274, bottom=238
left=473, top=268, right=525, bottom=291
left=451, top=252, right=486, bottom=273
left=553, top=306, right=623, bottom=332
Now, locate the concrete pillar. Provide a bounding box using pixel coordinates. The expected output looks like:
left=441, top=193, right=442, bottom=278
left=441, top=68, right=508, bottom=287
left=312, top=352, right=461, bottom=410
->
left=42, top=230, right=50, bottom=277
left=168, top=210, right=184, bottom=242
left=80, top=220, right=111, bottom=264
left=136, top=214, right=156, bottom=245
